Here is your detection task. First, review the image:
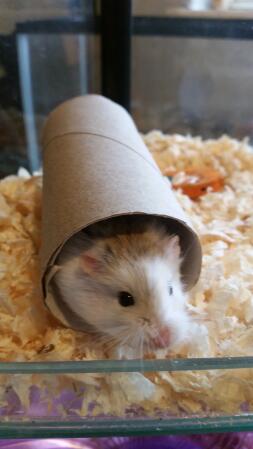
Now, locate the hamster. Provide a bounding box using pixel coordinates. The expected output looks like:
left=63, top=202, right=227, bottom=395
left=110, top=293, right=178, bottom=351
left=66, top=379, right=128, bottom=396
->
left=52, top=216, right=191, bottom=356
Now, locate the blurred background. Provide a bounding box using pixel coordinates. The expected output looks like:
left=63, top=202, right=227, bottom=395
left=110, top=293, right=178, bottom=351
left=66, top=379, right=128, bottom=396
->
left=1, top=0, right=253, bottom=175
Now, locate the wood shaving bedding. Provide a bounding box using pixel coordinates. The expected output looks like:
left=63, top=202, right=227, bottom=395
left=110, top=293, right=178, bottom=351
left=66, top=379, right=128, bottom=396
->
left=0, top=133, right=253, bottom=417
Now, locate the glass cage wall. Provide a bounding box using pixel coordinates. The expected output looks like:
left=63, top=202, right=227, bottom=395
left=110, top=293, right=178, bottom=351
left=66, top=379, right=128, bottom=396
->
left=0, top=0, right=100, bottom=175
left=0, top=0, right=253, bottom=438
left=1, top=1, right=253, bottom=175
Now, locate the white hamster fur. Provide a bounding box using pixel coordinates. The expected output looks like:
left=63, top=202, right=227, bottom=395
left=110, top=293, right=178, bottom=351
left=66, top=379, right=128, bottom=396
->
left=52, top=216, right=191, bottom=356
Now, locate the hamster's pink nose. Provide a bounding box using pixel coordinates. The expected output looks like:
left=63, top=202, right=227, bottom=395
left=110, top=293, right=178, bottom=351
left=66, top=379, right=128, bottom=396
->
left=151, top=327, right=171, bottom=349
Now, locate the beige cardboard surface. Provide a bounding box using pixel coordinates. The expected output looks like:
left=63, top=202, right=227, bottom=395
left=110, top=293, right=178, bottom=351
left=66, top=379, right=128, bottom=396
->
left=41, top=95, right=202, bottom=324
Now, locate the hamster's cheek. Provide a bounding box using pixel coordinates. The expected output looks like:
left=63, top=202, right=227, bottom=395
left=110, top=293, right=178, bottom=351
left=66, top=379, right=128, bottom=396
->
left=171, top=314, right=190, bottom=345
left=173, top=288, right=187, bottom=305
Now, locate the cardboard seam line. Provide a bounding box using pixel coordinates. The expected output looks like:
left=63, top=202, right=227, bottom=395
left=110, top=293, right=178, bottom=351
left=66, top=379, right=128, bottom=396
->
left=43, top=131, right=167, bottom=181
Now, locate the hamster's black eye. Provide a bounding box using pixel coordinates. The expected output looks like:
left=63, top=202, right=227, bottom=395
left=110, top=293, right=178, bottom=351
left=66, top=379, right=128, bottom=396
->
left=169, top=286, right=173, bottom=295
left=118, top=291, right=135, bottom=307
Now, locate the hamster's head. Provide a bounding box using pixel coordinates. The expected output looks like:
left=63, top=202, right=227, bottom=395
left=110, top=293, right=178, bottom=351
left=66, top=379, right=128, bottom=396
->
left=64, top=225, right=191, bottom=355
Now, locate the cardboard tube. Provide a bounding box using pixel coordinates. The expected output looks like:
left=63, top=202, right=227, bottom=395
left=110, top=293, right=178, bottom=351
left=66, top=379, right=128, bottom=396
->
left=41, top=95, right=202, bottom=326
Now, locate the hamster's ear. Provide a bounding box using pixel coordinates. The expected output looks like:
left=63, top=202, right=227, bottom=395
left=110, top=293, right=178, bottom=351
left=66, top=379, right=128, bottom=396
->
left=164, top=235, right=181, bottom=262
left=79, top=249, right=102, bottom=275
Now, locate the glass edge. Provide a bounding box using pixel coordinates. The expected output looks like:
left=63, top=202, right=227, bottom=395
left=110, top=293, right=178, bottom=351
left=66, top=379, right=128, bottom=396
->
left=0, top=357, right=253, bottom=373
left=0, top=415, right=253, bottom=438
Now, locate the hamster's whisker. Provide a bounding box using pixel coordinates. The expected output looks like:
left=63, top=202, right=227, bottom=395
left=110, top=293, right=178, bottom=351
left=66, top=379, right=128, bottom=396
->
left=193, top=317, right=210, bottom=323
left=128, top=331, right=139, bottom=350
left=92, top=333, right=114, bottom=343
left=92, top=325, right=131, bottom=347
left=117, top=332, right=132, bottom=348
left=180, top=238, right=197, bottom=263
left=151, top=327, right=165, bottom=348
left=105, top=327, right=134, bottom=350
left=93, top=332, right=127, bottom=349
left=132, top=329, right=142, bottom=358
left=107, top=324, right=131, bottom=334
left=187, top=313, right=210, bottom=323
left=128, top=329, right=143, bottom=356
left=140, top=333, right=145, bottom=359
left=103, top=333, right=129, bottom=350
left=95, top=337, right=117, bottom=348
left=105, top=340, right=121, bottom=351
left=146, top=340, right=152, bottom=356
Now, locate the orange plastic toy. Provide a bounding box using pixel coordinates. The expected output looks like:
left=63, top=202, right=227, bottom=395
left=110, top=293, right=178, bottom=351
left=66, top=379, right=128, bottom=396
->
left=163, top=167, right=224, bottom=200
